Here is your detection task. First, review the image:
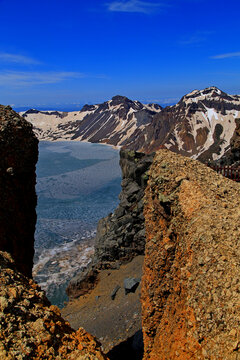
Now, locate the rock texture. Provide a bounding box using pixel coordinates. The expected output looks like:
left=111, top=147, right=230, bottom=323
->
left=0, top=251, right=108, bottom=360
left=0, top=105, right=38, bottom=277
left=142, top=149, right=240, bottom=359
left=66, top=149, right=154, bottom=299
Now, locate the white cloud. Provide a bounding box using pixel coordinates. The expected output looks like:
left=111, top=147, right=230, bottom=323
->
left=106, top=0, right=163, bottom=14
left=0, top=71, right=85, bottom=87
left=180, top=35, right=206, bottom=45
left=0, top=53, right=41, bottom=65
left=210, top=52, right=240, bottom=59
left=179, top=31, right=214, bottom=46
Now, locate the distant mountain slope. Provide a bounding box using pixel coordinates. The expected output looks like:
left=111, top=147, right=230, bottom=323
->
left=20, top=95, right=161, bottom=145
left=124, top=87, right=240, bottom=162
left=21, top=87, right=240, bottom=161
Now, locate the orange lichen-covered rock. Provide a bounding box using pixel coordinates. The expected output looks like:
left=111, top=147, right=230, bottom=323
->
left=0, top=251, right=108, bottom=360
left=141, top=149, right=240, bottom=360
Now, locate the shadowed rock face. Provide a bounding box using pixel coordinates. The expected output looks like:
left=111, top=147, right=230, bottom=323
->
left=93, top=149, right=155, bottom=267
left=0, top=105, right=38, bottom=278
left=142, top=149, right=240, bottom=359
left=66, top=149, right=154, bottom=299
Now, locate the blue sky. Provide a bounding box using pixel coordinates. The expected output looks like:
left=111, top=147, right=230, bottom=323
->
left=0, top=0, right=240, bottom=109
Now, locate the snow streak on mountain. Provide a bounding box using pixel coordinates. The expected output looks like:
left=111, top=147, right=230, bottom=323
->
left=21, top=87, right=240, bottom=162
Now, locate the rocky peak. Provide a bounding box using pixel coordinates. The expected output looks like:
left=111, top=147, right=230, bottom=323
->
left=145, top=103, right=162, bottom=112
left=22, top=108, right=40, bottom=116
left=81, top=104, right=97, bottom=112
left=110, top=95, right=131, bottom=105
left=109, top=95, right=144, bottom=113
left=178, top=86, right=240, bottom=109
left=180, top=86, right=223, bottom=102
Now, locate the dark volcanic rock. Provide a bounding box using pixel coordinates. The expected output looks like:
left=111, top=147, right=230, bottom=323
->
left=0, top=105, right=38, bottom=277
left=110, top=285, right=121, bottom=300
left=66, top=149, right=154, bottom=299
left=124, top=278, right=140, bottom=295
left=93, top=150, right=154, bottom=266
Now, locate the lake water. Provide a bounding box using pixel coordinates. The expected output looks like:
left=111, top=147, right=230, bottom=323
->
left=33, top=141, right=121, bottom=307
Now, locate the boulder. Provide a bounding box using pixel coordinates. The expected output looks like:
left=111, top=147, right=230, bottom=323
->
left=124, top=278, right=140, bottom=295
left=110, top=285, right=121, bottom=300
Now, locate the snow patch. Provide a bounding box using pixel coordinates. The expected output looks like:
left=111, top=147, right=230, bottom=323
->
left=207, top=108, right=219, bottom=122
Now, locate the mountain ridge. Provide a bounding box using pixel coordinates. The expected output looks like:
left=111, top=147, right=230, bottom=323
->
left=20, top=86, right=240, bottom=163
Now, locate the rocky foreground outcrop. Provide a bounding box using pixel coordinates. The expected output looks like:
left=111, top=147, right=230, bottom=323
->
left=0, top=105, right=38, bottom=277
left=0, top=251, right=108, bottom=359
left=142, top=149, right=240, bottom=359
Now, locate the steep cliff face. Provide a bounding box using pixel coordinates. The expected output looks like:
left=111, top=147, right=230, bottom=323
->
left=94, top=149, right=155, bottom=267
left=142, top=149, right=240, bottom=359
left=0, top=251, right=108, bottom=359
left=67, top=149, right=154, bottom=298
left=0, top=105, right=38, bottom=277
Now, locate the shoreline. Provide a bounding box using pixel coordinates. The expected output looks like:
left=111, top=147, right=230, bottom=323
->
left=34, top=140, right=122, bottom=307
left=38, top=138, right=121, bottom=151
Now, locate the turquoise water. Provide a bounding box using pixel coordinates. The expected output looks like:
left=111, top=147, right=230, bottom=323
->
left=33, top=141, right=121, bottom=307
